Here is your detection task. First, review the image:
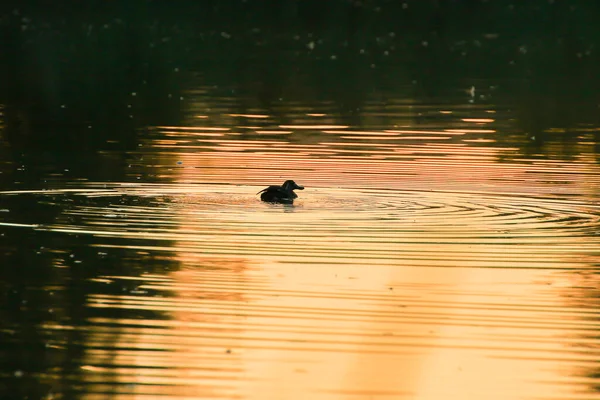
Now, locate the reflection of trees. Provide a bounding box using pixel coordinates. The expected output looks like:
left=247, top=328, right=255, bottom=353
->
left=0, top=17, right=187, bottom=187
left=492, top=67, right=600, bottom=164
left=2, top=1, right=599, bottom=168
left=0, top=193, right=178, bottom=399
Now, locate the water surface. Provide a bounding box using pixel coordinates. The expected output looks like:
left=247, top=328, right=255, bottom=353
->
left=2, top=5, right=600, bottom=397
left=2, top=91, right=600, bottom=400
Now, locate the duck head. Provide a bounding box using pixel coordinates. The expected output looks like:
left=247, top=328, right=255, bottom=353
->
left=282, top=180, right=304, bottom=192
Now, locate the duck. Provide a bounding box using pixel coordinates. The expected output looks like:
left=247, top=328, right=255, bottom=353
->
left=257, top=180, right=304, bottom=204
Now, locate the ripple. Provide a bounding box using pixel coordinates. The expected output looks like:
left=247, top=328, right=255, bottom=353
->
left=1, top=183, right=599, bottom=270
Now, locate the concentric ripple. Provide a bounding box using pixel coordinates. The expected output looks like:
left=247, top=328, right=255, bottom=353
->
left=1, top=183, right=599, bottom=269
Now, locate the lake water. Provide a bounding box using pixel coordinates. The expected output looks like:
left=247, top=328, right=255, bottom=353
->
left=2, top=84, right=600, bottom=399
left=2, top=5, right=600, bottom=398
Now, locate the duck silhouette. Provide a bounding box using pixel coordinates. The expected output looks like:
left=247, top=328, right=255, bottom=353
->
left=257, top=180, right=304, bottom=204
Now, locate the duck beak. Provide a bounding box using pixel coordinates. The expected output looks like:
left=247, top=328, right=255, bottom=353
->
left=295, top=184, right=304, bottom=190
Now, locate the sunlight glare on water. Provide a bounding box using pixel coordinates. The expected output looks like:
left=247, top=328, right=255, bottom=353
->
left=1, top=91, right=600, bottom=400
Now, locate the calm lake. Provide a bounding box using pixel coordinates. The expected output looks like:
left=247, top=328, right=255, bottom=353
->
left=1, top=3, right=600, bottom=399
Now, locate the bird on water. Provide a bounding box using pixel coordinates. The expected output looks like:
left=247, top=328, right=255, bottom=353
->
left=257, top=180, right=304, bottom=204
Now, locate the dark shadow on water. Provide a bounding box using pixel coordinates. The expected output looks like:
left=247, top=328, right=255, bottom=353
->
left=0, top=192, right=179, bottom=399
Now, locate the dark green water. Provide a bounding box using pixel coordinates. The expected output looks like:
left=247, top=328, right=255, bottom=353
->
left=1, top=2, right=600, bottom=399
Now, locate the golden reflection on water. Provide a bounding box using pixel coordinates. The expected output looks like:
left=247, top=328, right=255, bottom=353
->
left=77, top=104, right=600, bottom=398
left=2, top=99, right=600, bottom=399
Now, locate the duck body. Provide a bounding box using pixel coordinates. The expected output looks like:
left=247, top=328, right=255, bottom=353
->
left=257, top=180, right=304, bottom=204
